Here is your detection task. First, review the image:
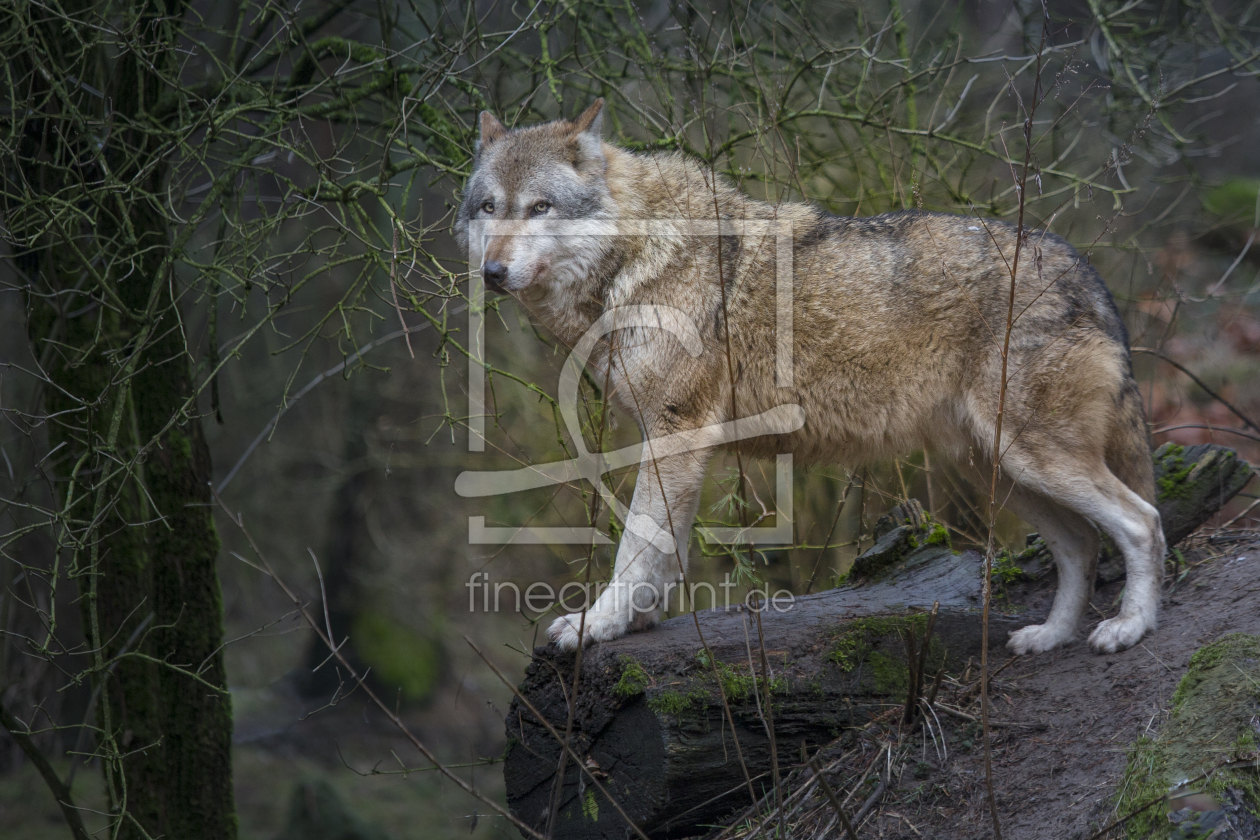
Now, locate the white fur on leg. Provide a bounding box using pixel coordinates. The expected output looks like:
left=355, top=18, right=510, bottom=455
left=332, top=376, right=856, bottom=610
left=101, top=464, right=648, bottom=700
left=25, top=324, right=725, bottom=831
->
left=544, top=428, right=707, bottom=651
left=1086, top=496, right=1163, bottom=654
left=1004, top=507, right=1093, bottom=656
left=1006, top=619, right=1076, bottom=655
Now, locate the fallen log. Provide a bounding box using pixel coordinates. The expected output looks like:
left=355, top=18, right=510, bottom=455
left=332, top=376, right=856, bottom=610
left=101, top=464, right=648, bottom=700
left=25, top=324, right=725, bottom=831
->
left=503, top=444, right=1253, bottom=839
left=503, top=543, right=1021, bottom=839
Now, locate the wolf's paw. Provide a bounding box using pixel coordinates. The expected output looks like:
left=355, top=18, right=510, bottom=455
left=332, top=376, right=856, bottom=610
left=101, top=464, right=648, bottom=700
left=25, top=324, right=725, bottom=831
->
left=546, top=610, right=631, bottom=651
left=1088, top=615, right=1150, bottom=654
left=1006, top=622, right=1073, bottom=655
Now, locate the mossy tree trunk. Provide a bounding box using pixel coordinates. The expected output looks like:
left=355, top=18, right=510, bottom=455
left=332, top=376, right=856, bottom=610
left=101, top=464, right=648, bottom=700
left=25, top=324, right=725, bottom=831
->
left=297, top=377, right=443, bottom=706
left=12, top=1, right=236, bottom=837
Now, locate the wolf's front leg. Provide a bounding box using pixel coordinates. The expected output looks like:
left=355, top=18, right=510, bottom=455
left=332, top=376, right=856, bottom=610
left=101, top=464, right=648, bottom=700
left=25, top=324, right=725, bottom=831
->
left=548, top=439, right=712, bottom=650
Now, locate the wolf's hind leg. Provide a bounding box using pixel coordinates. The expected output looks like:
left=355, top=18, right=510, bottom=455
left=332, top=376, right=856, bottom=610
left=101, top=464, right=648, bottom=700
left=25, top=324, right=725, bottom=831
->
left=1075, top=479, right=1164, bottom=653
left=1002, top=489, right=1100, bottom=655
left=1003, top=455, right=1164, bottom=654
left=948, top=454, right=1101, bottom=654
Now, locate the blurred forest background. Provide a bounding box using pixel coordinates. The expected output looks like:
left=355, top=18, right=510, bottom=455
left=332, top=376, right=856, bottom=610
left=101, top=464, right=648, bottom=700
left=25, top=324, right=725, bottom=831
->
left=1, top=0, right=1259, bottom=837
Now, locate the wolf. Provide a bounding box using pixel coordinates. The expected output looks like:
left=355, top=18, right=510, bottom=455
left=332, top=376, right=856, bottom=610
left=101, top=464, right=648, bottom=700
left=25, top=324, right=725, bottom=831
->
left=456, top=99, right=1165, bottom=656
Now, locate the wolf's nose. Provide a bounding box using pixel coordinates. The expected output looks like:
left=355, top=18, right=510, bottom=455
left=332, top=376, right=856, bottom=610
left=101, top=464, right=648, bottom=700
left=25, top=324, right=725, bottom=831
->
left=483, top=260, right=508, bottom=290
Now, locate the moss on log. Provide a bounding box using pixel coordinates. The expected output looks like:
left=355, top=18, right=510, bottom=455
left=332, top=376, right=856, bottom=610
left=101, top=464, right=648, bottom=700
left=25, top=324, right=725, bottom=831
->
left=1153, top=443, right=1254, bottom=544
left=1114, top=633, right=1260, bottom=839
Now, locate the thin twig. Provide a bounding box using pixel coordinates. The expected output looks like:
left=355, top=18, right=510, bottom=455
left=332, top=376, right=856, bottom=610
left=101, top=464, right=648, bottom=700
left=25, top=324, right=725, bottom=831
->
left=389, top=225, right=415, bottom=359
left=1134, top=347, right=1260, bottom=433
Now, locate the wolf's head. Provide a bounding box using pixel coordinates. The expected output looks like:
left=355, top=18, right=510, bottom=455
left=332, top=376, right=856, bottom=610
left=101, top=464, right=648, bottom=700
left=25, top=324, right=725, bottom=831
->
left=456, top=100, right=615, bottom=294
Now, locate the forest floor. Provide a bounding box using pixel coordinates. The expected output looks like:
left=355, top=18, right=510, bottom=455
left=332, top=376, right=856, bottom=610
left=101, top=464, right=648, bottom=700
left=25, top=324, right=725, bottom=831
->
left=717, top=530, right=1260, bottom=840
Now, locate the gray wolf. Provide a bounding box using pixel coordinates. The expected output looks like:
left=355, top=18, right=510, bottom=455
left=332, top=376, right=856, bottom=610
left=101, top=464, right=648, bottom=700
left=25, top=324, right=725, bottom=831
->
left=456, top=99, right=1164, bottom=656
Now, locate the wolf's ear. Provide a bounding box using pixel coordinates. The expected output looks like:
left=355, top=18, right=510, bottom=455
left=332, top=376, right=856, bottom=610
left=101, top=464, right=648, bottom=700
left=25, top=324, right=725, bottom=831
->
left=570, top=99, right=606, bottom=174
left=478, top=111, right=507, bottom=152
left=573, top=98, right=605, bottom=138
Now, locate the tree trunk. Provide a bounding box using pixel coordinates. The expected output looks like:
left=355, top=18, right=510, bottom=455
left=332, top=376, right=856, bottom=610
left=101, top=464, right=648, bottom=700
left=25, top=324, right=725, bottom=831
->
left=26, top=233, right=236, bottom=840
left=128, top=279, right=236, bottom=840
left=15, top=2, right=236, bottom=837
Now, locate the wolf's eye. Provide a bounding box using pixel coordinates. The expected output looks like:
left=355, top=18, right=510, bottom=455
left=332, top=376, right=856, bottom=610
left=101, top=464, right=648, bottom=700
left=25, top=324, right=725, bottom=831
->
left=531, top=201, right=551, bottom=216
left=480, top=201, right=495, bottom=214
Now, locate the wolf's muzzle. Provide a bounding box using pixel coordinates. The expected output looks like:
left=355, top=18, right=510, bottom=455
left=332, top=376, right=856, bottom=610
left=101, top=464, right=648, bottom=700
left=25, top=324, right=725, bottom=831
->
left=482, top=260, right=508, bottom=291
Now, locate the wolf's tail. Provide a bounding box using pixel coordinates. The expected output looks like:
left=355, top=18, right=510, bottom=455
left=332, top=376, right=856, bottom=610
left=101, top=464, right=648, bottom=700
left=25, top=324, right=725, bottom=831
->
left=1106, top=377, right=1157, bottom=506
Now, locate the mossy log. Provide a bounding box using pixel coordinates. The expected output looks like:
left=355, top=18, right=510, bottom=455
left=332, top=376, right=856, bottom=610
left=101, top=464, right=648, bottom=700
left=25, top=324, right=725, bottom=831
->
left=503, top=543, right=1024, bottom=839
left=1151, top=443, right=1254, bottom=545
left=1114, top=633, right=1260, bottom=839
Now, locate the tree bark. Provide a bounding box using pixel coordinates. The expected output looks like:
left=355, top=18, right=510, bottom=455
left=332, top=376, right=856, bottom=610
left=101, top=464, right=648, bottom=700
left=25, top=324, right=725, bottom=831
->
left=14, top=2, right=236, bottom=837
left=127, top=276, right=236, bottom=840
